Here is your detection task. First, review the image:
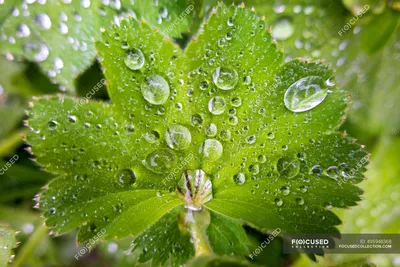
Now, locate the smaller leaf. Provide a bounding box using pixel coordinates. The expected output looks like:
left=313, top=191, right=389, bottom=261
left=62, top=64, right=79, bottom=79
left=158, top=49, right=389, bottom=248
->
left=361, top=8, right=400, bottom=54
left=0, top=224, right=17, bottom=266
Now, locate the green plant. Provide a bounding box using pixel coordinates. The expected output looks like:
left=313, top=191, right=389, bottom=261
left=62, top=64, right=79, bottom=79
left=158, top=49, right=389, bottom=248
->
left=23, top=4, right=368, bottom=266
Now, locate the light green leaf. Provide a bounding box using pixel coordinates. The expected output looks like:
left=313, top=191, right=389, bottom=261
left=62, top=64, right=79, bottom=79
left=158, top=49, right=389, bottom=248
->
left=0, top=224, right=17, bottom=267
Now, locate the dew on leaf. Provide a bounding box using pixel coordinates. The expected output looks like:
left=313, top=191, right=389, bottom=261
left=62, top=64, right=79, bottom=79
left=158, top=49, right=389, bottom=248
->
left=58, top=22, right=68, bottom=34
left=246, top=135, right=256, bottom=144
left=249, top=164, right=259, bottom=175
left=199, top=81, right=208, bottom=90
left=274, top=198, right=283, bottom=207
left=165, top=125, right=191, bottom=150
left=143, top=148, right=176, bottom=174
left=205, top=123, right=217, bottom=137
left=124, top=48, right=145, bottom=70
left=116, top=169, right=136, bottom=186
left=280, top=185, right=290, bottom=195
left=16, top=24, right=30, bottom=37
left=326, top=166, right=339, bottom=179
left=284, top=76, right=328, bottom=112
left=311, top=165, right=323, bottom=176
left=212, top=66, right=238, bottom=90
left=233, top=173, right=246, bottom=185
left=53, top=58, right=64, bottom=70
left=47, top=120, right=58, bottom=130
left=208, top=96, right=226, bottom=115
left=267, top=132, right=275, bottom=139
left=200, top=139, right=223, bottom=162
left=141, top=75, right=170, bottom=105
left=296, top=197, right=305, bottom=205
left=231, top=97, right=242, bottom=107
left=143, top=131, right=160, bottom=143
left=220, top=129, right=231, bottom=141
left=67, top=115, right=77, bottom=123
left=35, top=13, right=52, bottom=30
left=190, top=114, right=203, bottom=125
left=276, top=155, right=300, bottom=178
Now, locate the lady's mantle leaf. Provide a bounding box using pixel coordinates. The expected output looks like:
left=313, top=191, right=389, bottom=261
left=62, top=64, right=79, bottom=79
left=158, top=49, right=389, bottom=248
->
left=26, top=4, right=368, bottom=266
left=0, top=224, right=17, bottom=266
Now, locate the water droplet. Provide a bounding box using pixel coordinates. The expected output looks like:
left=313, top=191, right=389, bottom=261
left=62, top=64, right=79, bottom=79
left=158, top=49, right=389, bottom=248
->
left=16, top=24, right=30, bottom=37
left=48, top=120, right=58, bottom=130
left=208, top=96, right=226, bottom=115
left=231, top=97, right=242, bottom=107
left=67, top=115, right=77, bottom=123
left=243, top=75, right=252, bottom=85
left=284, top=76, right=328, bottom=112
left=58, top=22, right=68, bottom=34
left=126, top=125, right=135, bottom=133
left=233, top=173, right=246, bottom=185
left=53, top=57, right=64, bottom=70
left=324, top=202, right=332, bottom=210
left=35, top=13, right=52, bottom=30
left=212, top=66, right=238, bottom=90
left=227, top=17, right=234, bottom=26
left=326, top=166, right=339, bottom=180
left=143, top=130, right=160, bottom=143
left=274, top=198, right=283, bottom=207
left=141, top=75, right=170, bottom=105
left=246, top=135, right=256, bottom=144
left=296, top=197, right=304, bottom=205
left=144, top=148, right=176, bottom=174
left=124, top=48, right=145, bottom=70
left=258, top=155, right=266, bottom=163
left=190, top=114, right=203, bottom=125
left=200, top=81, right=208, bottom=90
left=205, top=123, right=217, bottom=137
left=280, top=186, right=290, bottom=195
left=267, top=132, right=275, bottom=139
left=311, top=165, right=323, bottom=176
left=165, top=125, right=191, bottom=150
left=116, top=169, right=136, bottom=186
left=276, top=156, right=300, bottom=178
left=249, top=164, right=259, bottom=175
left=272, top=17, right=294, bottom=40
left=220, top=130, right=231, bottom=141
left=200, top=139, right=223, bottom=162
left=81, top=0, right=90, bottom=8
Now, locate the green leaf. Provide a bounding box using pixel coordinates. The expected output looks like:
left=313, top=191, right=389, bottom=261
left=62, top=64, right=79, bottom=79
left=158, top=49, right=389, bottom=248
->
left=186, top=254, right=261, bottom=267
left=361, top=8, right=400, bottom=54
left=27, top=3, right=368, bottom=265
left=0, top=224, right=17, bottom=267
left=0, top=0, right=103, bottom=92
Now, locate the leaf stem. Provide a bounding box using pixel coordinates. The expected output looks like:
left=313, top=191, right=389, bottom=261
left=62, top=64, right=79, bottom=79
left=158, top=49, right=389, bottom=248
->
left=187, top=209, right=212, bottom=256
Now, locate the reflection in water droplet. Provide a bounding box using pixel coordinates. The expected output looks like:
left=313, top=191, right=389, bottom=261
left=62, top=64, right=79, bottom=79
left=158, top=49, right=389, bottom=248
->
left=280, top=186, right=290, bottom=195
left=274, top=198, right=283, bottom=207
left=212, top=66, right=238, bottom=90
left=16, top=24, right=30, bottom=37
left=276, top=156, right=300, bottom=178
left=116, top=169, right=136, bottom=186
left=284, top=76, right=328, bottom=112
left=208, top=96, right=226, bottom=115
left=165, top=125, right=191, bottom=150
left=272, top=17, right=294, bottom=40
left=48, top=120, right=58, bottom=130
left=326, top=166, right=339, bottom=180
left=233, top=173, right=246, bottom=185
left=296, top=197, right=304, bottom=205
left=124, top=48, right=145, bottom=70
left=205, top=123, right=217, bottom=137
left=144, top=148, right=176, bottom=174
left=190, top=114, right=204, bottom=125
left=200, top=139, right=223, bottom=162
left=231, top=97, right=242, bottom=107
left=143, top=130, right=160, bottom=143
left=141, top=75, right=170, bottom=105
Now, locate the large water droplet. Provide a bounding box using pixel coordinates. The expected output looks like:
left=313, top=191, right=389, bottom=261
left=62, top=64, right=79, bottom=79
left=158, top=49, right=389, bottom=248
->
left=47, top=120, right=58, bottom=130
left=116, top=169, right=136, bottom=186
left=280, top=185, right=290, bottom=195
left=200, top=139, right=223, bottom=162
left=165, top=125, right=191, bottom=150
left=274, top=198, right=283, bottom=207
left=208, top=96, right=226, bottom=115
left=205, top=123, right=217, bottom=137
left=233, top=173, right=246, bottom=185
left=276, top=155, right=300, bottom=178
left=124, top=48, right=145, bottom=70
left=272, top=17, right=294, bottom=40
left=35, top=13, right=52, bottom=30
left=141, top=75, right=170, bottom=105
left=143, top=148, right=176, bottom=174
left=326, top=166, right=339, bottom=180
left=212, top=66, right=238, bottom=90
left=284, top=76, right=328, bottom=112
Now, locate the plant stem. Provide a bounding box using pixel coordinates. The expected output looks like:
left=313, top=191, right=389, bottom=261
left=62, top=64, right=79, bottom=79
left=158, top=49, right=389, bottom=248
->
left=13, top=224, right=48, bottom=267
left=188, top=209, right=212, bottom=256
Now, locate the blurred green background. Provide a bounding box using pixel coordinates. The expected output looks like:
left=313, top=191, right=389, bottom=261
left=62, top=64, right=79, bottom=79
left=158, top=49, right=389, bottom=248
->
left=0, top=0, right=399, bottom=266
